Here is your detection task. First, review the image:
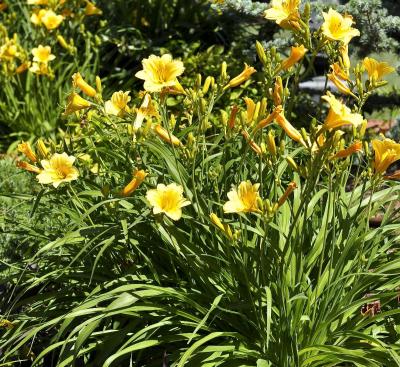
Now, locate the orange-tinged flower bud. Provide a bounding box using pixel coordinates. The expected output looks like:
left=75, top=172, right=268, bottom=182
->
left=278, top=181, right=297, bottom=207
left=64, top=92, right=91, bottom=115
left=85, top=1, right=102, bottom=16
left=330, top=140, right=363, bottom=159
left=154, top=125, right=181, bottom=147
left=255, top=105, right=282, bottom=131
left=224, top=63, right=256, bottom=89
left=0, top=3, right=8, bottom=12
left=18, top=142, right=37, bottom=162
left=276, top=112, right=306, bottom=146
left=72, top=72, right=97, bottom=97
left=17, top=161, right=42, bottom=173
left=15, top=62, right=30, bottom=74
left=280, top=45, right=307, bottom=71
left=241, top=130, right=262, bottom=155
left=121, top=169, right=148, bottom=196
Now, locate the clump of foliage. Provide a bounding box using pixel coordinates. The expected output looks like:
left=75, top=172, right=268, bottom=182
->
left=2, top=1, right=400, bottom=366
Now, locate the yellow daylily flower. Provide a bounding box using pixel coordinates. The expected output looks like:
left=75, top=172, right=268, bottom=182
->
left=30, top=9, right=47, bottom=25
left=372, top=138, right=400, bottom=174
left=363, top=57, right=395, bottom=82
left=223, top=180, right=261, bottom=214
left=225, top=63, right=256, bottom=89
left=0, top=38, right=18, bottom=61
left=330, top=140, right=363, bottom=159
left=64, top=92, right=91, bottom=115
left=281, top=45, right=308, bottom=71
left=37, top=153, right=79, bottom=188
left=121, top=169, right=148, bottom=196
left=264, top=0, right=300, bottom=29
left=327, top=63, right=354, bottom=96
left=322, top=92, right=364, bottom=130
left=321, top=8, right=360, bottom=45
left=275, top=110, right=306, bottom=146
left=18, top=142, right=37, bottom=162
left=104, top=91, right=131, bottom=117
left=133, top=94, right=159, bottom=130
left=135, top=54, right=184, bottom=93
left=41, top=9, right=64, bottom=30
left=72, top=72, right=97, bottom=97
left=32, top=45, right=55, bottom=64
left=146, top=183, right=190, bottom=221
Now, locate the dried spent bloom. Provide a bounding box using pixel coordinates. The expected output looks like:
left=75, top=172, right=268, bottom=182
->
left=322, top=92, right=364, bottom=130
left=72, top=72, right=97, bottom=97
left=372, top=138, right=400, bottom=174
left=121, top=169, right=148, bottom=196
left=363, top=57, right=395, bottom=83
left=104, top=91, right=131, bottom=117
left=225, top=63, right=256, bottom=89
left=41, top=9, right=64, bottom=30
left=264, top=0, right=300, bottom=29
left=18, top=142, right=37, bottom=162
left=64, top=92, right=91, bottom=115
left=146, top=183, right=190, bottom=221
left=280, top=45, right=307, bottom=71
left=32, top=45, right=55, bottom=64
left=331, top=141, right=363, bottom=159
left=37, top=153, right=79, bottom=188
left=135, top=54, right=184, bottom=93
left=321, top=8, right=360, bottom=45
left=223, top=181, right=261, bottom=214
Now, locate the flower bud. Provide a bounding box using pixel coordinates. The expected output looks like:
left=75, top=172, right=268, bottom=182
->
left=121, top=169, right=148, bottom=196
left=18, top=142, right=37, bottom=162
left=154, top=124, right=181, bottom=147
left=256, top=41, right=267, bottom=65
left=36, top=139, right=49, bottom=158
left=266, top=131, right=277, bottom=157
left=286, top=156, right=298, bottom=171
